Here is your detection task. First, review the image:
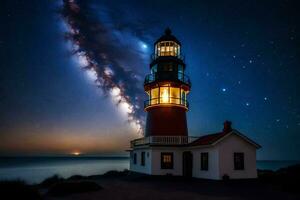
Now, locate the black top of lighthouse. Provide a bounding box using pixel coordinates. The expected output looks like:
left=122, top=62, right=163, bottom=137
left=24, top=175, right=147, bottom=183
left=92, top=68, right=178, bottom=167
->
left=155, top=28, right=181, bottom=45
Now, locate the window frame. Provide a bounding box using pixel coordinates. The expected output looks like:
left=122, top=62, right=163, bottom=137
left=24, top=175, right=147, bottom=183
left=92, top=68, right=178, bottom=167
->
left=234, top=152, right=245, bottom=170
left=161, top=152, right=174, bottom=169
left=133, top=153, right=137, bottom=164
left=201, top=152, right=209, bottom=171
left=141, top=152, right=145, bottom=166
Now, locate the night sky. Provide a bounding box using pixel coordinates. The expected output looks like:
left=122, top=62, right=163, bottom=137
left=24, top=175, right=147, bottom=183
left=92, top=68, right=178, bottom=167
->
left=0, top=0, right=299, bottom=159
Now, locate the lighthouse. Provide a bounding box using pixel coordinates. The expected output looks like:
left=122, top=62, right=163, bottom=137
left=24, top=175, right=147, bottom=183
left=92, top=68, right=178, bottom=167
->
left=144, top=28, right=191, bottom=137
left=129, top=29, right=261, bottom=179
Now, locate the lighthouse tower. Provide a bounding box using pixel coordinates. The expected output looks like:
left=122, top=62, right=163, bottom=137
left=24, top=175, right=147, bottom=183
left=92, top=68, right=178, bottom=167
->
left=144, top=28, right=191, bottom=136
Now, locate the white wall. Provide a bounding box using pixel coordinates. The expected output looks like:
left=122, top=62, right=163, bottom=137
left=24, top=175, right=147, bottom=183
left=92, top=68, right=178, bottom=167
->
left=130, top=148, right=152, bottom=174
left=217, top=133, right=257, bottom=179
left=191, top=147, right=220, bottom=180
left=151, top=147, right=183, bottom=176
left=130, top=133, right=258, bottom=180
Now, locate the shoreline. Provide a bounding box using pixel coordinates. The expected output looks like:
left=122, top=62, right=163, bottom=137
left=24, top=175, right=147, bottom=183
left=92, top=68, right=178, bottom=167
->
left=1, top=164, right=300, bottom=199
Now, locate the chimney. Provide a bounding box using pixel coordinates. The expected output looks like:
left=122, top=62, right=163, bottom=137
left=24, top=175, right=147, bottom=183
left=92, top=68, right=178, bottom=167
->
left=223, top=120, right=232, bottom=133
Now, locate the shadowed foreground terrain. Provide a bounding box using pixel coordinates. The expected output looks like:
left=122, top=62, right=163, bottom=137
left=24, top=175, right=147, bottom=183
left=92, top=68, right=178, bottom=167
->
left=1, top=165, right=300, bottom=200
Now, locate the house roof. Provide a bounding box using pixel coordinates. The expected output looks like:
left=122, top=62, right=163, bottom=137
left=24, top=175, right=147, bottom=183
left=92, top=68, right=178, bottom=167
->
left=189, top=130, right=261, bottom=149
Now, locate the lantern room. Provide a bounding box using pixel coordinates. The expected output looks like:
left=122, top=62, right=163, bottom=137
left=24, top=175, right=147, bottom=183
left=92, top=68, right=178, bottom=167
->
left=144, top=28, right=190, bottom=111
left=155, top=41, right=181, bottom=57
left=144, top=83, right=189, bottom=110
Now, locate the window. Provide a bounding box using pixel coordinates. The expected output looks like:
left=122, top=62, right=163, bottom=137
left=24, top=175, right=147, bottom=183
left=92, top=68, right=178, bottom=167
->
left=170, top=87, right=180, bottom=104
left=234, top=153, right=244, bottom=170
left=141, top=152, right=145, bottom=166
left=151, top=65, right=157, bottom=74
left=147, top=85, right=188, bottom=107
left=156, top=41, right=180, bottom=57
left=161, top=152, right=173, bottom=169
left=150, top=88, right=159, bottom=105
left=178, top=64, right=183, bottom=73
left=201, top=152, right=209, bottom=171
left=133, top=153, right=137, bottom=164
left=181, top=89, right=187, bottom=106
left=160, top=86, right=169, bottom=103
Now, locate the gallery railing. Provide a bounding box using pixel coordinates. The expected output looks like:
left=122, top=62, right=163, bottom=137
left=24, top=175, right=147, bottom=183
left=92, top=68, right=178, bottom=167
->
left=144, top=97, right=189, bottom=109
left=130, top=136, right=199, bottom=147
left=151, top=53, right=185, bottom=61
left=144, top=72, right=191, bottom=86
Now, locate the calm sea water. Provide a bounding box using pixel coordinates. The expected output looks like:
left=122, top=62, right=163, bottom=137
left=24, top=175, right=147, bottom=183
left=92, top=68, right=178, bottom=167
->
left=0, top=157, right=129, bottom=184
left=0, top=157, right=299, bottom=184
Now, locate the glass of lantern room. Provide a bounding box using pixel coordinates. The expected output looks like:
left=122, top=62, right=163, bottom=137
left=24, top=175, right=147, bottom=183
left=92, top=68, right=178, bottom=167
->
left=156, top=41, right=180, bottom=57
left=146, top=85, right=189, bottom=109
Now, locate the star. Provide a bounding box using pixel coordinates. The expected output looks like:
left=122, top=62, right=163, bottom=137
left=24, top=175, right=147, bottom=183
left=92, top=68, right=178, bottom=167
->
left=264, top=97, right=268, bottom=101
left=276, top=119, right=280, bottom=122
left=249, top=59, right=253, bottom=64
left=246, top=102, right=250, bottom=106
left=221, top=88, right=227, bottom=92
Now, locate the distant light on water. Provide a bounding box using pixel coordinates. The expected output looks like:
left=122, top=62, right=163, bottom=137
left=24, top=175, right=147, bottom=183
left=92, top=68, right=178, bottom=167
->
left=72, top=152, right=81, bottom=156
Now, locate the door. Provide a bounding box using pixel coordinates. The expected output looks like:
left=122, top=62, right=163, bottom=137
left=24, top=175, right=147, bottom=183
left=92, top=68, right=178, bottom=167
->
left=182, top=151, right=193, bottom=177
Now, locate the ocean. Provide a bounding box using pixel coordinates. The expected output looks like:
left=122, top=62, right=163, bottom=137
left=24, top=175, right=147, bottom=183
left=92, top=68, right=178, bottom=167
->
left=0, top=157, right=299, bottom=184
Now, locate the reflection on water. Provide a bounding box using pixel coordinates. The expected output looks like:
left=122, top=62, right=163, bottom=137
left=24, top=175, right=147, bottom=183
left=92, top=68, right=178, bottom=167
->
left=0, top=157, right=129, bottom=184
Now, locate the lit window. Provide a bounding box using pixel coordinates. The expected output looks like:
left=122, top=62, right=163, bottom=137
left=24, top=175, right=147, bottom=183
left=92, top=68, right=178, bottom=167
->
left=147, top=86, right=188, bottom=107
left=181, top=89, right=187, bottom=106
left=170, top=46, right=174, bottom=56
left=156, top=41, right=180, bottom=57
left=150, top=88, right=159, bottom=104
left=161, top=152, right=173, bottom=169
left=160, top=87, right=169, bottom=103
left=161, top=43, right=165, bottom=54
left=170, top=87, right=180, bottom=104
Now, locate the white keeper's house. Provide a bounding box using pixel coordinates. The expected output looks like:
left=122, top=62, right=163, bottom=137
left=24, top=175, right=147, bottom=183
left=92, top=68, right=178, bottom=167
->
left=129, top=29, right=261, bottom=180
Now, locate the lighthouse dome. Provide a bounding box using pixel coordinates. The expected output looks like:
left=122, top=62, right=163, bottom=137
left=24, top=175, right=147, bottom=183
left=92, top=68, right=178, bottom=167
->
left=155, top=28, right=181, bottom=45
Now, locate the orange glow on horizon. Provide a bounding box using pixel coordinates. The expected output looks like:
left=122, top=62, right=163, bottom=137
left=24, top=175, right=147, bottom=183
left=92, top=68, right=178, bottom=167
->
left=0, top=124, right=138, bottom=155
left=72, top=151, right=81, bottom=156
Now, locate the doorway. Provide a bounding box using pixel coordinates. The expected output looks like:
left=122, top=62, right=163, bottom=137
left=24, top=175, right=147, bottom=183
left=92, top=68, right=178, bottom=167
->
left=182, top=151, right=193, bottom=177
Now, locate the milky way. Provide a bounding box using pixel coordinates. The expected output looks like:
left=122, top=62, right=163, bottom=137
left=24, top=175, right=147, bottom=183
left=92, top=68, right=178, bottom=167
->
left=60, top=0, right=147, bottom=134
